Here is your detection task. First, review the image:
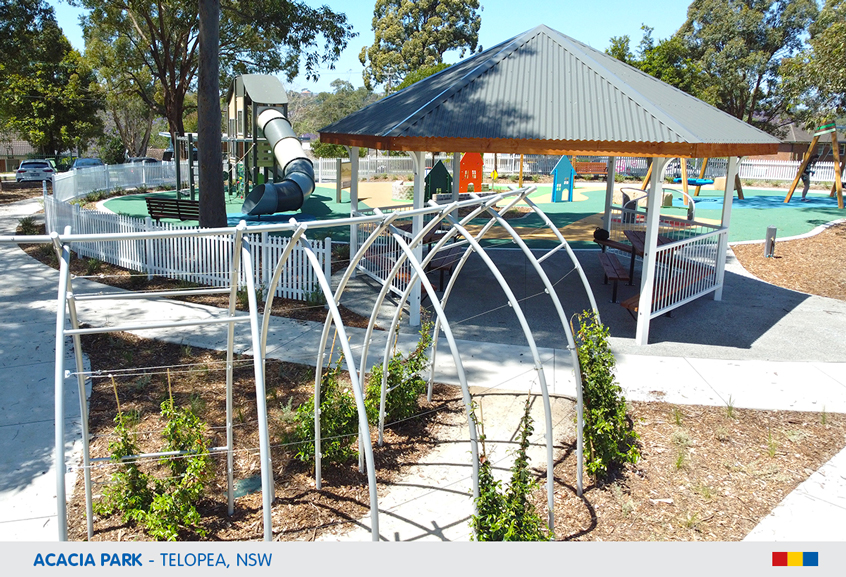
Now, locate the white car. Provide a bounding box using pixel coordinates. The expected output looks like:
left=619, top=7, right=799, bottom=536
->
left=15, top=160, right=54, bottom=182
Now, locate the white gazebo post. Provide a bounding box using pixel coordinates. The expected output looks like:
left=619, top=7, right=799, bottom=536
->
left=408, top=150, right=425, bottom=326
left=714, top=156, right=739, bottom=301
left=603, top=156, right=616, bottom=230
left=452, top=152, right=461, bottom=221
left=635, top=157, right=669, bottom=346
left=349, top=147, right=360, bottom=277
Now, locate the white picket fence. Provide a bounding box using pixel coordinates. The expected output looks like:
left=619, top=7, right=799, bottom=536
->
left=43, top=194, right=331, bottom=300
left=310, top=155, right=841, bottom=184
left=52, top=154, right=842, bottom=203
left=52, top=162, right=187, bottom=202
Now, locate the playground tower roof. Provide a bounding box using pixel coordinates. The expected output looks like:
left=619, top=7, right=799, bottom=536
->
left=320, top=25, right=780, bottom=159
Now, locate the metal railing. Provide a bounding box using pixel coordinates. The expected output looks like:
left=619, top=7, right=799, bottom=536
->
left=354, top=204, right=417, bottom=295
left=605, top=203, right=725, bottom=315
left=652, top=229, right=723, bottom=316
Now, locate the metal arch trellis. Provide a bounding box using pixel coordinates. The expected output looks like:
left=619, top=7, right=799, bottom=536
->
left=45, top=223, right=273, bottom=541
left=360, top=189, right=598, bottom=536
left=346, top=186, right=598, bottom=536
left=24, top=187, right=602, bottom=542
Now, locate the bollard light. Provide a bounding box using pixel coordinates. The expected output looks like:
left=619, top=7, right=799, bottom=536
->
left=764, top=225, right=777, bottom=257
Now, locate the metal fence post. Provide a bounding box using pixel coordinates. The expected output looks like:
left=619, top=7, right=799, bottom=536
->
left=324, top=236, right=332, bottom=286
left=145, top=216, right=154, bottom=280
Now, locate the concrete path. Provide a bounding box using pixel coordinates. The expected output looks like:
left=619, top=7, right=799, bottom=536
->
left=0, top=198, right=844, bottom=541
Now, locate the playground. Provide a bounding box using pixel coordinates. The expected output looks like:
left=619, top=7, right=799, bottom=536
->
left=2, top=24, right=845, bottom=545
left=101, top=177, right=846, bottom=247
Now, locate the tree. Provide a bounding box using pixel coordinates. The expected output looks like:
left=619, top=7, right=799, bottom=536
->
left=675, top=0, right=818, bottom=133
left=0, top=0, right=103, bottom=155
left=781, top=0, right=846, bottom=125
left=394, top=62, right=450, bottom=92
left=607, top=26, right=704, bottom=98
left=79, top=0, right=356, bottom=139
left=359, top=0, right=481, bottom=92
left=289, top=80, right=377, bottom=136
left=83, top=18, right=156, bottom=157
left=197, top=0, right=225, bottom=228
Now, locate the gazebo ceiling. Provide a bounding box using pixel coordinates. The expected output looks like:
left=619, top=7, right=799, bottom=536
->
left=320, top=25, right=780, bottom=159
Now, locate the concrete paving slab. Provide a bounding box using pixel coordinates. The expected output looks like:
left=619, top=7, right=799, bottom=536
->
left=744, top=446, right=846, bottom=542
left=685, top=358, right=846, bottom=413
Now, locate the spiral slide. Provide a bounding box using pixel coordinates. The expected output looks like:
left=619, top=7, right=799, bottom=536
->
left=240, top=109, right=315, bottom=216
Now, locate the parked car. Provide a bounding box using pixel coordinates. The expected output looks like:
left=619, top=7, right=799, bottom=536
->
left=15, top=160, right=54, bottom=182
left=72, top=158, right=105, bottom=169
left=129, top=157, right=161, bottom=164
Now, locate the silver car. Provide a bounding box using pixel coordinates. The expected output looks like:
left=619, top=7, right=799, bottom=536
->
left=15, top=160, right=55, bottom=182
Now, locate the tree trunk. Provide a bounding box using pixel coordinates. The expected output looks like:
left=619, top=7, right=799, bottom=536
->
left=197, top=0, right=226, bottom=228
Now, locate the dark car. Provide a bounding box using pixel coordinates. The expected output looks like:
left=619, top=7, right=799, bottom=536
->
left=15, top=160, right=54, bottom=182
left=129, top=157, right=161, bottom=164
left=72, top=158, right=105, bottom=169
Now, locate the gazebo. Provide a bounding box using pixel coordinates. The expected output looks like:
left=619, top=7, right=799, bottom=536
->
left=320, top=24, right=779, bottom=345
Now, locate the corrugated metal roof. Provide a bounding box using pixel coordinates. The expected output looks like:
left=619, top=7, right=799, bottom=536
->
left=320, top=25, right=780, bottom=156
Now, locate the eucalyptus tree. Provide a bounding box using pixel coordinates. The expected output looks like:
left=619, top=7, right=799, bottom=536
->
left=79, top=0, right=356, bottom=138
left=676, top=0, right=818, bottom=133
left=359, top=0, right=481, bottom=92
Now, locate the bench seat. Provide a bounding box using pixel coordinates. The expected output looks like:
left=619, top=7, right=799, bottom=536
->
left=145, top=197, right=200, bottom=222
left=597, top=252, right=630, bottom=302
left=573, top=161, right=608, bottom=178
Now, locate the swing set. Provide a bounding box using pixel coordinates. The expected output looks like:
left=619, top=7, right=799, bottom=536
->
left=784, top=123, right=845, bottom=208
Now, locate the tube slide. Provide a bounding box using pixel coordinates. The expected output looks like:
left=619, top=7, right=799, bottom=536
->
left=241, top=109, right=315, bottom=215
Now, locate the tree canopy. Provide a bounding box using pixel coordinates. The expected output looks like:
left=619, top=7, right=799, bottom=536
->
left=607, top=26, right=704, bottom=98
left=289, top=80, right=378, bottom=136
left=79, top=0, right=356, bottom=137
left=0, top=0, right=103, bottom=155
left=676, top=0, right=818, bottom=133
left=359, top=0, right=481, bottom=92
left=781, top=0, right=846, bottom=125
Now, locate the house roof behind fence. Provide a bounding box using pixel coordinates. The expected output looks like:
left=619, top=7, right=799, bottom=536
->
left=320, top=25, right=779, bottom=158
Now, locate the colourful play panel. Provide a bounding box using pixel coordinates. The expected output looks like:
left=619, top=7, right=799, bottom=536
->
left=103, top=183, right=844, bottom=250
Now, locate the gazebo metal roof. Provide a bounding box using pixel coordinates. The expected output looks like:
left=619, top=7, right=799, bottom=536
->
left=320, top=25, right=779, bottom=158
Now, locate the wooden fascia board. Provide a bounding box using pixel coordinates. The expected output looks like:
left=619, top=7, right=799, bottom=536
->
left=319, top=133, right=779, bottom=159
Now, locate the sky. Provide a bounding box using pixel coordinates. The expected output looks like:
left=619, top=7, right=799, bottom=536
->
left=48, top=0, right=691, bottom=94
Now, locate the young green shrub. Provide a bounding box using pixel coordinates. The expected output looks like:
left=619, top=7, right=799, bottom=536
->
left=364, top=322, right=433, bottom=424
left=94, top=412, right=154, bottom=519
left=84, top=258, right=102, bottom=276
left=138, top=398, right=213, bottom=541
left=287, top=358, right=359, bottom=465
left=304, top=283, right=327, bottom=307
left=95, top=376, right=212, bottom=541
left=574, top=310, right=639, bottom=479
left=17, top=216, right=39, bottom=235
left=470, top=397, right=550, bottom=541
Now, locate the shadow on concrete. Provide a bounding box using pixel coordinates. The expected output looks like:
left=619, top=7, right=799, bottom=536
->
left=338, top=248, right=845, bottom=362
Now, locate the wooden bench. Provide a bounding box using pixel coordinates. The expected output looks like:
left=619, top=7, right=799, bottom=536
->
left=597, top=252, right=630, bottom=302
left=145, top=197, right=200, bottom=222
left=573, top=161, right=608, bottom=178
left=594, top=237, right=631, bottom=253
left=426, top=244, right=464, bottom=291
